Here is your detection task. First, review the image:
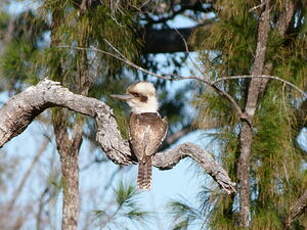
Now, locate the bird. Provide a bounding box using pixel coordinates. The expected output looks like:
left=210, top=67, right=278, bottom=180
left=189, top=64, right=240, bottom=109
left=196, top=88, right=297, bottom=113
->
left=111, top=81, right=168, bottom=190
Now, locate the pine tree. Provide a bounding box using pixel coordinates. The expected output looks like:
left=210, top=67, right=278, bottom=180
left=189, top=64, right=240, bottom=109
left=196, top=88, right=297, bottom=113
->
left=170, top=0, right=306, bottom=229
left=0, top=1, right=305, bottom=230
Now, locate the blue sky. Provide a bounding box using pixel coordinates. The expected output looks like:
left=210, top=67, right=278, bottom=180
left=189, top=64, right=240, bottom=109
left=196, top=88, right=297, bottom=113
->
left=2, top=2, right=213, bottom=229
left=1, top=1, right=306, bottom=230
left=0, top=93, right=218, bottom=230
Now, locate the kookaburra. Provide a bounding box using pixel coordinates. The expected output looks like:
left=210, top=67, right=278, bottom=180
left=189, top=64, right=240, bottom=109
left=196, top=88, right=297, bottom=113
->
left=111, top=81, right=168, bottom=190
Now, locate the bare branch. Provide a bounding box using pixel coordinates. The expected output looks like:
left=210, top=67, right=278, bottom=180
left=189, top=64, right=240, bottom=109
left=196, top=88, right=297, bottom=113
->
left=213, top=75, right=306, bottom=97
left=249, top=2, right=265, bottom=12
left=57, top=45, right=245, bottom=118
left=55, top=45, right=305, bottom=129
left=0, top=80, right=96, bottom=147
left=0, top=79, right=235, bottom=194
left=173, top=27, right=206, bottom=75
left=284, top=190, right=307, bottom=229
left=153, top=143, right=236, bottom=194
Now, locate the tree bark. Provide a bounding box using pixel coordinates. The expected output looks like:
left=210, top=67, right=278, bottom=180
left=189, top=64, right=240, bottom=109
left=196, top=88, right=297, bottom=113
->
left=50, top=9, right=92, bottom=229
left=53, top=115, right=82, bottom=230
left=237, top=1, right=271, bottom=227
left=0, top=79, right=236, bottom=194
left=58, top=143, right=80, bottom=230
left=237, top=0, right=295, bottom=227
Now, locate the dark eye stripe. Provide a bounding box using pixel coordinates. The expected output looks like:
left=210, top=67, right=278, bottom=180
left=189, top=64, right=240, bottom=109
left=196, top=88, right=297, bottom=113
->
left=130, top=92, right=140, bottom=97
left=129, top=92, right=148, bottom=102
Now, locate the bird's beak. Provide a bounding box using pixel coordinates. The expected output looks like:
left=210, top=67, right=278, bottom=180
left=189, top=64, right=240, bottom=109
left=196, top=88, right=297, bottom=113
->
left=110, top=94, right=134, bottom=101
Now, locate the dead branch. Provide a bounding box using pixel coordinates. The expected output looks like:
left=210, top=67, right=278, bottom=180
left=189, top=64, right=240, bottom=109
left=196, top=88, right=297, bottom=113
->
left=284, top=190, right=307, bottom=229
left=0, top=79, right=236, bottom=194
left=55, top=43, right=305, bottom=125
left=213, top=75, right=306, bottom=96
left=153, top=143, right=236, bottom=193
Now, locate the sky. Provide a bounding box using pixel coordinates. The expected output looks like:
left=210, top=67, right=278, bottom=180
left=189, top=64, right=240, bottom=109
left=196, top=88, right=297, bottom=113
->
left=1, top=3, right=212, bottom=230
left=0, top=95, right=218, bottom=230
left=1, top=1, right=306, bottom=230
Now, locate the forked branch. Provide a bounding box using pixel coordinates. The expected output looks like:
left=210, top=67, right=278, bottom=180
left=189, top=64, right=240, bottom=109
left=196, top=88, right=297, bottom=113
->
left=56, top=44, right=306, bottom=123
left=0, top=79, right=236, bottom=194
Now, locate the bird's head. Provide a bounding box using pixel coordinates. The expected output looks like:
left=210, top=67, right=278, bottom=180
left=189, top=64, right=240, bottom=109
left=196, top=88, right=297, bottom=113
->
left=111, top=81, right=159, bottom=114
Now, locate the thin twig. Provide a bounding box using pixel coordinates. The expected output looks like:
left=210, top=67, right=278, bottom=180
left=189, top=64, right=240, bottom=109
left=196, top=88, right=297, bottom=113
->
left=173, top=28, right=205, bottom=76
left=100, top=42, right=305, bottom=97
left=249, top=2, right=266, bottom=12
left=103, top=39, right=127, bottom=59
left=285, top=189, right=307, bottom=229
left=213, top=75, right=306, bottom=97
left=55, top=45, right=306, bottom=119
left=56, top=45, right=244, bottom=117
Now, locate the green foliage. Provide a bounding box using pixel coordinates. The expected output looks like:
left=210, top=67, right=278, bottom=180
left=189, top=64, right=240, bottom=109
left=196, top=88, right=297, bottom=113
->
left=115, top=182, right=137, bottom=206
left=39, top=0, right=141, bottom=82
left=185, top=0, right=307, bottom=229
left=0, top=11, right=9, bottom=33
left=93, top=181, right=151, bottom=230
left=168, top=198, right=203, bottom=230
left=194, top=89, right=238, bottom=130
left=0, top=10, right=50, bottom=91
left=193, top=0, right=257, bottom=76
left=1, top=39, right=39, bottom=91
left=251, top=87, right=305, bottom=217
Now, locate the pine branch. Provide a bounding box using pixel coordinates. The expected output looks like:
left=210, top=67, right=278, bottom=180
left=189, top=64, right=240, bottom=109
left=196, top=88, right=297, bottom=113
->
left=55, top=43, right=305, bottom=127
left=0, top=79, right=236, bottom=194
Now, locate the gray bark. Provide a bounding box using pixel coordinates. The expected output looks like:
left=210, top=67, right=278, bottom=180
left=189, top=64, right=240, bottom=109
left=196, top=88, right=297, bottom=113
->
left=237, top=1, right=271, bottom=226
left=50, top=8, right=81, bottom=228
left=0, top=79, right=236, bottom=194
left=237, top=0, right=295, bottom=227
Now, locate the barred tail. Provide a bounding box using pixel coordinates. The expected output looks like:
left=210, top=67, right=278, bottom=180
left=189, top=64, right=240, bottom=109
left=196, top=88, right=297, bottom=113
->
left=137, top=157, right=152, bottom=190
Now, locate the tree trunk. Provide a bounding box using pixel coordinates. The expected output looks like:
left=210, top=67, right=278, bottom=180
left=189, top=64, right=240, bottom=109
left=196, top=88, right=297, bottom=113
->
left=237, top=0, right=271, bottom=226
left=237, top=0, right=295, bottom=227
left=0, top=79, right=236, bottom=195
left=50, top=9, right=82, bottom=230
left=60, top=149, right=80, bottom=230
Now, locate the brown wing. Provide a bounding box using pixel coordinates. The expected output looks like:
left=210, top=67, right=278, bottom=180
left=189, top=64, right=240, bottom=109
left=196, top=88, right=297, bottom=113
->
left=129, top=113, right=168, bottom=163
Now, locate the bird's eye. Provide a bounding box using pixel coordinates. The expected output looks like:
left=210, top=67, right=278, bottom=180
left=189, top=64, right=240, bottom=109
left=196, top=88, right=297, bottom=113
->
left=131, top=92, right=140, bottom=97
